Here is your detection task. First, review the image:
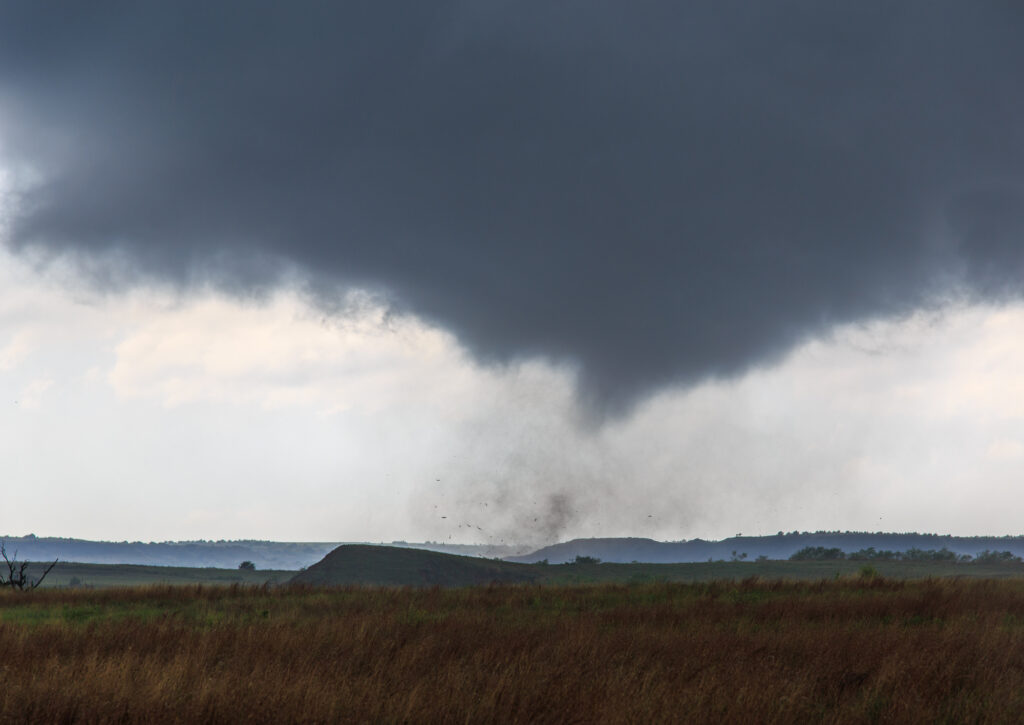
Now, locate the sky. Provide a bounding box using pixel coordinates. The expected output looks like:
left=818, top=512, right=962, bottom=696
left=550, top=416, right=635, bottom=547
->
left=2, top=3, right=1024, bottom=544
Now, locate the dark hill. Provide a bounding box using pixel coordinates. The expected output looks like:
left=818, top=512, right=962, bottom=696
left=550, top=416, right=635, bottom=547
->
left=291, top=545, right=539, bottom=587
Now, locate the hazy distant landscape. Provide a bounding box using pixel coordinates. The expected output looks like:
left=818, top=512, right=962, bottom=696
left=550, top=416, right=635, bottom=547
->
left=8, top=531, right=1024, bottom=573
left=7, top=532, right=1024, bottom=591
left=0, top=534, right=526, bottom=570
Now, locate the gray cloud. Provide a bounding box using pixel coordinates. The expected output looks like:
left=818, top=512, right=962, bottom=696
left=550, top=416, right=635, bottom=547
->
left=2, top=2, right=1023, bottom=412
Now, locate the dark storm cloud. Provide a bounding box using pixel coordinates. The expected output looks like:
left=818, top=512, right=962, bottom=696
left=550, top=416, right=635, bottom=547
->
left=2, top=2, right=1023, bottom=411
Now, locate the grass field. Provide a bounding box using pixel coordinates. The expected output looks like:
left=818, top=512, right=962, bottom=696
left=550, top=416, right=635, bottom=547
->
left=4, top=576, right=1024, bottom=721
left=21, top=560, right=295, bottom=588
left=531, top=557, right=1024, bottom=584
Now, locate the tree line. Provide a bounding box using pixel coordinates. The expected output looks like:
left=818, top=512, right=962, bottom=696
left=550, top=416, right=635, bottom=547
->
left=789, top=546, right=1023, bottom=563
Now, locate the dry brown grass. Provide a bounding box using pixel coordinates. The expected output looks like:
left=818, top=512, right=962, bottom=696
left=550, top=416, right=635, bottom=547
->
left=2, top=578, right=1024, bottom=722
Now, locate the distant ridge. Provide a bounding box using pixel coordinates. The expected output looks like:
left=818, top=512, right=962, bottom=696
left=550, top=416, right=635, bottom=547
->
left=0, top=535, right=341, bottom=570
left=291, top=545, right=538, bottom=587
left=507, top=533, right=1024, bottom=564
left=8, top=532, right=1024, bottom=570
left=0, top=536, right=522, bottom=570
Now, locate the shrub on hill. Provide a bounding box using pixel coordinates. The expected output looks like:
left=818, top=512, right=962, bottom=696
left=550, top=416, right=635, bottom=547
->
left=849, top=547, right=900, bottom=561
left=789, top=546, right=845, bottom=561
left=901, top=547, right=957, bottom=562
left=973, top=550, right=1022, bottom=564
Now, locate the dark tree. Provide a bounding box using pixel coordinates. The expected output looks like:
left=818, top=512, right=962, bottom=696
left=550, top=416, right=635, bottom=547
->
left=238, top=560, right=256, bottom=571
left=0, top=541, right=57, bottom=590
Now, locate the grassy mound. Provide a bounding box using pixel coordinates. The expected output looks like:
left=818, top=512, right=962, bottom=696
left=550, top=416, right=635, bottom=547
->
left=290, top=544, right=538, bottom=587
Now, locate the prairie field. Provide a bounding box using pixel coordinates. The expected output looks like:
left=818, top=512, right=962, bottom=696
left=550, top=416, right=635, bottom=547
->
left=4, top=577, right=1024, bottom=723
left=22, top=556, right=1024, bottom=590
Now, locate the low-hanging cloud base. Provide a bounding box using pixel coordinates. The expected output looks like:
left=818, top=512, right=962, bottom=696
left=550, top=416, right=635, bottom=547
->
left=4, top=4, right=1024, bottom=542
left=2, top=3, right=1024, bottom=414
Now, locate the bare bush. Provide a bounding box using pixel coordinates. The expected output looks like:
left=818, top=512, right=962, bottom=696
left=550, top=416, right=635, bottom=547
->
left=0, top=541, right=57, bottom=590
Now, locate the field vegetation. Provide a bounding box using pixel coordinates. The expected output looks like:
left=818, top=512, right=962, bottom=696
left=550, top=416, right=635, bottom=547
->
left=5, top=577, right=1024, bottom=721
left=28, top=560, right=294, bottom=588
